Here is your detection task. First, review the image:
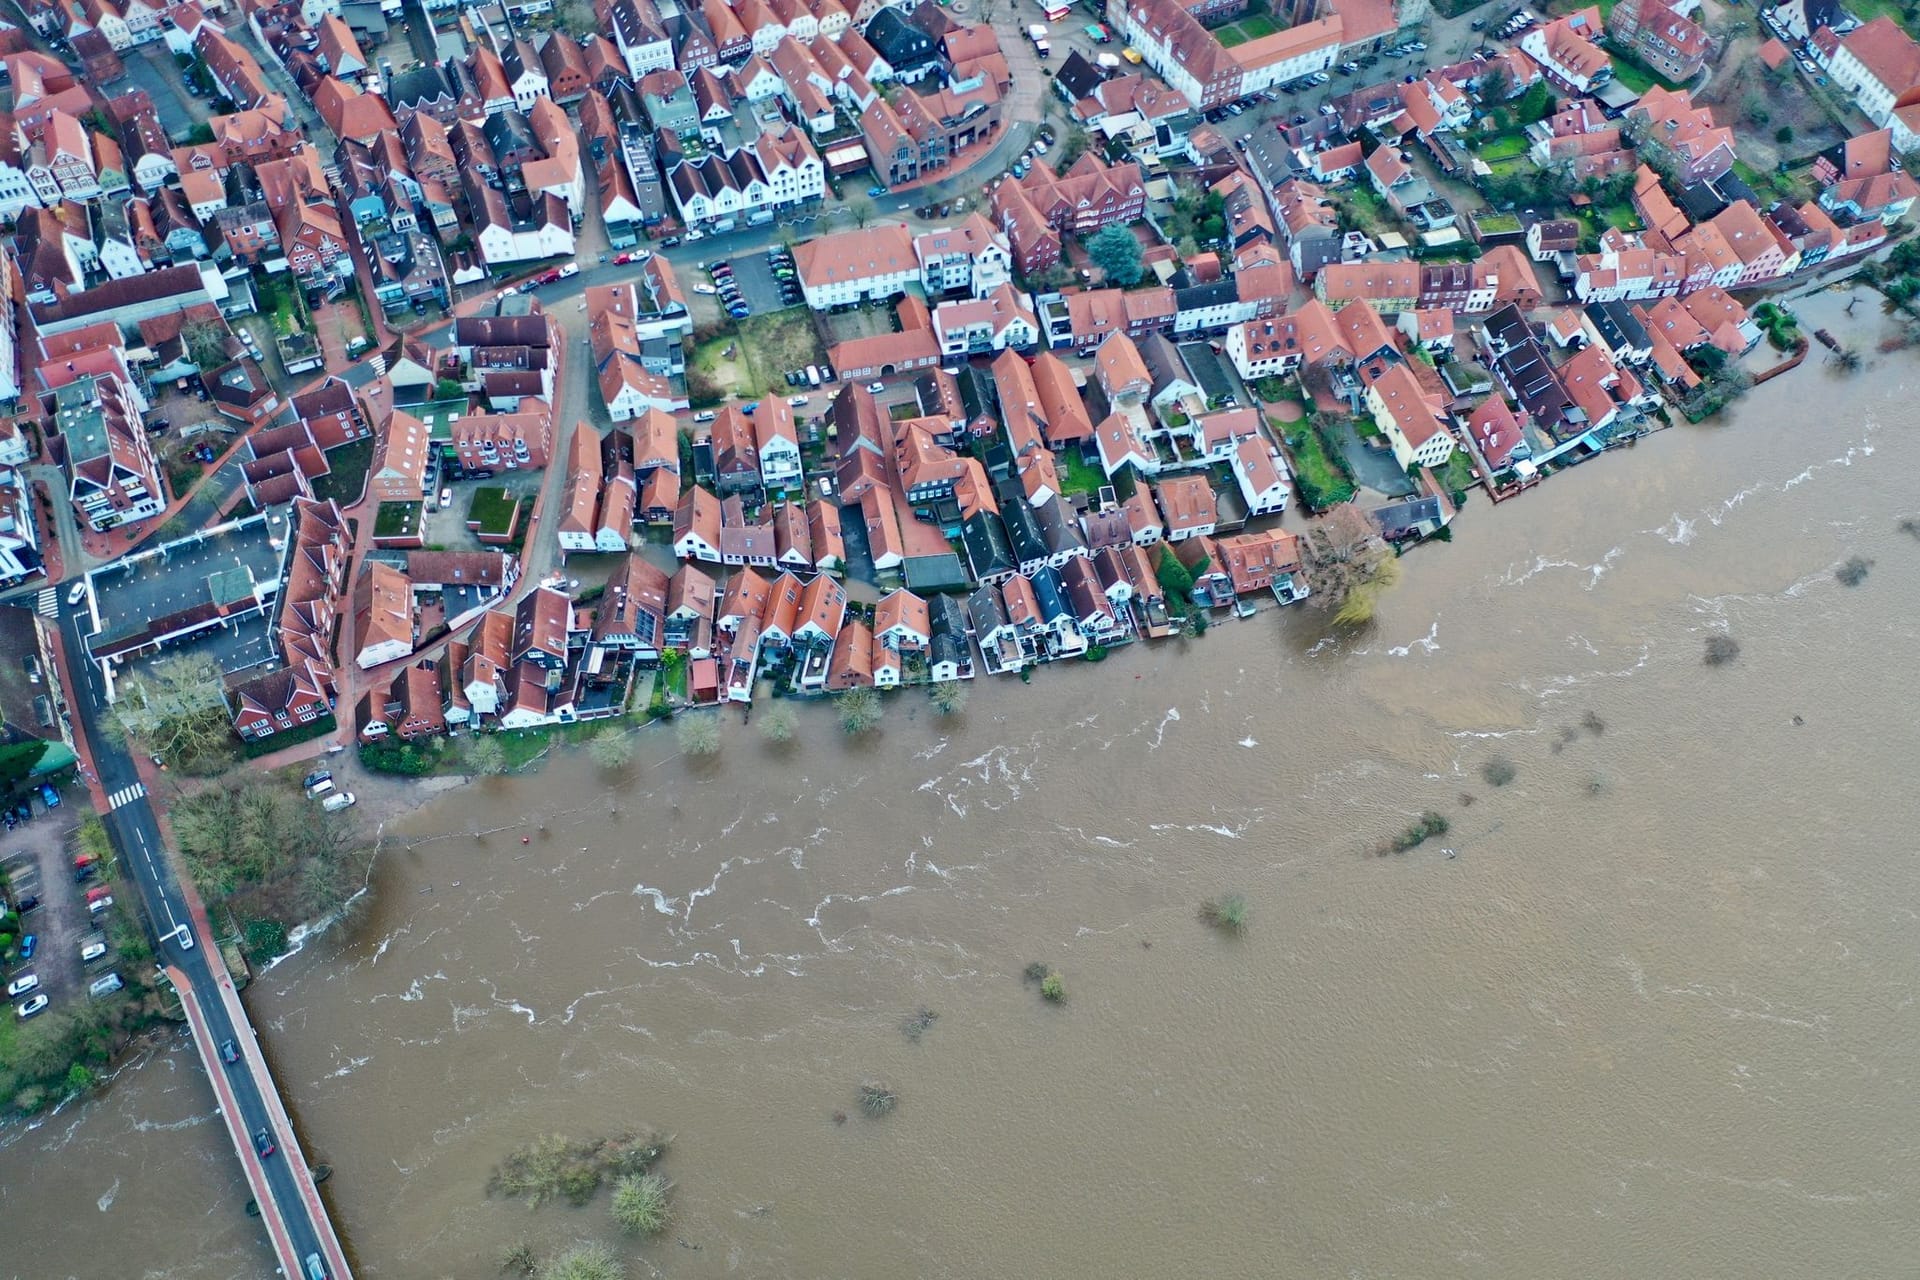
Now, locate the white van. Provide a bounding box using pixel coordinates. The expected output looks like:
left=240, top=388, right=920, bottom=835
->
left=321, top=792, right=357, bottom=813
left=89, top=973, right=124, bottom=997
left=306, top=778, right=334, bottom=798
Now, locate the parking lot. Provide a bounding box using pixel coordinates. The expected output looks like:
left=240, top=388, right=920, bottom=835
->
left=706, top=247, right=800, bottom=317
left=4, top=802, right=117, bottom=1022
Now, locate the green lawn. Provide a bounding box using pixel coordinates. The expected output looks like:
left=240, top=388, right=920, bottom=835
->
left=1212, top=13, right=1278, bottom=46
left=1057, top=449, right=1107, bottom=498
left=312, top=438, right=375, bottom=506
left=467, top=487, right=520, bottom=538
left=1439, top=449, right=1478, bottom=502
left=1475, top=134, right=1530, bottom=163
left=736, top=311, right=828, bottom=399
left=1839, top=0, right=1920, bottom=34
left=1283, top=422, right=1354, bottom=511
left=1605, top=51, right=1683, bottom=97
left=373, top=501, right=421, bottom=538
left=1354, top=414, right=1383, bottom=440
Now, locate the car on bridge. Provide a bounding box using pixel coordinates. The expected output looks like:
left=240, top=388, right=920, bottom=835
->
left=254, top=1128, right=276, bottom=1158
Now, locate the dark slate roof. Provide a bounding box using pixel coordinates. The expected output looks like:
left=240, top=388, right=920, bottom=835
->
left=967, top=582, right=1008, bottom=634
left=864, top=7, right=936, bottom=69
left=961, top=509, right=1015, bottom=579
left=904, top=553, right=970, bottom=592
left=928, top=590, right=969, bottom=638
left=1030, top=565, right=1071, bottom=623
left=1584, top=300, right=1649, bottom=354
left=1054, top=51, right=1106, bottom=103
left=1000, top=497, right=1048, bottom=566
left=388, top=64, right=452, bottom=110
left=1372, top=494, right=1445, bottom=539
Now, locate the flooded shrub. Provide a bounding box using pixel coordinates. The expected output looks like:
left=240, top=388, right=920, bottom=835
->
left=900, top=1007, right=939, bottom=1042
left=1389, top=812, right=1450, bottom=854
left=1200, top=893, right=1249, bottom=936
left=859, top=1081, right=898, bottom=1117
left=1835, top=556, right=1873, bottom=587
left=1481, top=758, right=1517, bottom=787
left=1582, top=711, right=1606, bottom=735
left=498, top=1241, right=537, bottom=1276
left=611, top=1172, right=671, bottom=1236
left=1703, top=635, right=1741, bottom=666
left=487, top=1132, right=670, bottom=1208
left=1040, top=973, right=1067, bottom=1003
left=539, top=1240, right=623, bottom=1280
left=1022, top=961, right=1051, bottom=984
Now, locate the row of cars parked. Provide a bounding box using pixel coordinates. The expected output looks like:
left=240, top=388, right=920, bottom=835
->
left=9, top=836, right=124, bottom=1021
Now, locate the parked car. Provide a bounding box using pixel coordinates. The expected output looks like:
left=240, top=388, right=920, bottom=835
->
left=302, top=770, right=332, bottom=790
left=867, top=185, right=887, bottom=197
left=7, top=974, right=38, bottom=998
left=439, top=487, right=453, bottom=509
left=741, top=402, right=760, bottom=415
left=693, top=283, right=717, bottom=295
left=19, top=935, right=34, bottom=961
left=865, top=380, right=886, bottom=393
left=16, top=994, right=47, bottom=1019
left=254, top=1128, right=276, bottom=1158
left=66, top=581, right=88, bottom=606
left=15, top=895, right=39, bottom=914
left=693, top=410, right=717, bottom=423
left=89, top=973, right=123, bottom=997
left=80, top=940, right=106, bottom=964
left=787, top=395, right=809, bottom=407
left=306, top=778, right=334, bottom=798
left=321, top=792, right=357, bottom=813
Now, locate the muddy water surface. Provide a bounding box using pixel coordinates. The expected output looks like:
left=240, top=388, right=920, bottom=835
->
left=5, top=290, right=1919, bottom=1279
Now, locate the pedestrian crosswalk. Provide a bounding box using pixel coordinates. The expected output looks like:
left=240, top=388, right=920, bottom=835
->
left=108, top=783, right=147, bottom=810
left=35, top=587, right=57, bottom=618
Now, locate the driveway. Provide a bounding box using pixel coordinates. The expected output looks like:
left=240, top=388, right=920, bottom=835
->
left=1334, top=421, right=1417, bottom=498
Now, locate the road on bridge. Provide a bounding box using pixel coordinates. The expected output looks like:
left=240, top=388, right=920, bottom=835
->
left=57, top=597, right=353, bottom=1280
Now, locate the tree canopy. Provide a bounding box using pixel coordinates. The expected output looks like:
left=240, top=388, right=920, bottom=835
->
left=1086, top=225, right=1144, bottom=286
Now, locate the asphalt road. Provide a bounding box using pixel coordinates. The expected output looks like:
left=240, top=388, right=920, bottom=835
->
left=59, top=601, right=345, bottom=1279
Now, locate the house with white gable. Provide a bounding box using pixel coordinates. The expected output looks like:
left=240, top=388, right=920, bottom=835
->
left=914, top=214, right=1013, bottom=298
left=1229, top=435, right=1290, bottom=517
left=933, top=285, right=1039, bottom=357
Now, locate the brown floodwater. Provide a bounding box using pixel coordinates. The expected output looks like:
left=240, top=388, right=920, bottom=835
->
left=6, top=289, right=1920, bottom=1279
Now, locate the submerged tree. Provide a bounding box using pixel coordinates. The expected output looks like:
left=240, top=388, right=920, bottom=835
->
left=1306, top=503, right=1400, bottom=627
left=465, top=734, right=508, bottom=776
left=587, top=728, right=634, bottom=769
left=758, top=702, right=798, bottom=743
left=676, top=713, right=721, bottom=756
left=929, top=680, right=968, bottom=716
left=837, top=688, right=883, bottom=735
